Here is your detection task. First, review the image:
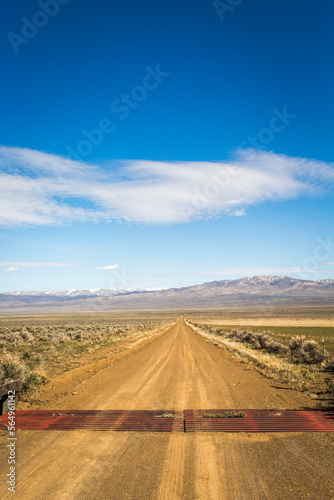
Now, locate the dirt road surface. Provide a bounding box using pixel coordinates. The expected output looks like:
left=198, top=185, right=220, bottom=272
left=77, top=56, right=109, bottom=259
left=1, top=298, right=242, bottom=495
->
left=1, top=318, right=333, bottom=499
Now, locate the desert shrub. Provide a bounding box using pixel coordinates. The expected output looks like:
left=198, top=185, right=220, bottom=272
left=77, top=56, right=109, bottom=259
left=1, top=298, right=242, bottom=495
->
left=289, top=336, right=324, bottom=364
left=20, top=328, right=34, bottom=342
left=257, top=333, right=271, bottom=348
left=264, top=339, right=286, bottom=354
left=0, top=354, right=27, bottom=382
left=0, top=353, right=47, bottom=394
left=21, top=371, right=47, bottom=394
left=226, top=329, right=288, bottom=356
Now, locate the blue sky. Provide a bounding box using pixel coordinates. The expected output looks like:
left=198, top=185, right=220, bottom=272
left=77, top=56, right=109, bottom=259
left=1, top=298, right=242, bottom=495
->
left=0, top=0, right=334, bottom=292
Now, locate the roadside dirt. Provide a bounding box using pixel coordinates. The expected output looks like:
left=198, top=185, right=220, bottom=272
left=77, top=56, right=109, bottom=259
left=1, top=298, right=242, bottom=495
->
left=0, top=317, right=333, bottom=499
left=19, top=321, right=175, bottom=410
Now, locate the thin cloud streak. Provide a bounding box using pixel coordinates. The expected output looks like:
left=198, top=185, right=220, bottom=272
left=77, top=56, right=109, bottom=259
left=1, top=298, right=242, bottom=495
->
left=95, top=264, right=119, bottom=270
left=0, top=146, right=334, bottom=227
left=0, top=262, right=76, bottom=269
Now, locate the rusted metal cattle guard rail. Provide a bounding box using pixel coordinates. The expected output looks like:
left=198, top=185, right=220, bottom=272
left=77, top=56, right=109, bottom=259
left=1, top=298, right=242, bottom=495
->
left=0, top=409, right=333, bottom=432
left=184, top=409, right=334, bottom=432
left=0, top=410, right=184, bottom=432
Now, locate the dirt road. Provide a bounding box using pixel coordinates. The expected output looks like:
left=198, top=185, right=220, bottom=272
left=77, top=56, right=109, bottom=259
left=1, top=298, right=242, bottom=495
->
left=1, top=318, right=333, bottom=499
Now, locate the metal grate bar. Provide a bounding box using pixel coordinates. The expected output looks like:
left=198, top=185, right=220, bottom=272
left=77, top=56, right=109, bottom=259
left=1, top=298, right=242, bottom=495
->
left=184, top=409, right=334, bottom=432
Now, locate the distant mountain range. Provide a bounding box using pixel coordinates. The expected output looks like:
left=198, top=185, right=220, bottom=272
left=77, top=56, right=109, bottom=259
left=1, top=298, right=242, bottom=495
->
left=1, top=276, right=334, bottom=312
left=5, top=288, right=150, bottom=298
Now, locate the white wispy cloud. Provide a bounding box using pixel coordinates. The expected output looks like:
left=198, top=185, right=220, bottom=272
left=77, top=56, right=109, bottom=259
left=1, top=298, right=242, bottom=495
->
left=95, top=264, right=119, bottom=270
left=0, top=145, right=333, bottom=226
left=231, top=208, right=246, bottom=217
left=0, top=262, right=76, bottom=270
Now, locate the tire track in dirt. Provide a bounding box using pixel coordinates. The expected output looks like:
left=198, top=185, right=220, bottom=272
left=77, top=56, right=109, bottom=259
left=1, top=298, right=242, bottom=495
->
left=157, top=434, right=186, bottom=500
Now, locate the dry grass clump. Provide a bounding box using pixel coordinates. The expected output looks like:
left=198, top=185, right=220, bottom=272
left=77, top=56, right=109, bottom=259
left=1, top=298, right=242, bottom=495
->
left=155, top=412, right=177, bottom=418
left=203, top=411, right=246, bottom=418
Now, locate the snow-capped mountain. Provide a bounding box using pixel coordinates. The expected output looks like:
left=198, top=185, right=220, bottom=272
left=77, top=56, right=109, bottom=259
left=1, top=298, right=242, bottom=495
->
left=1, top=276, right=334, bottom=311
left=4, top=288, right=149, bottom=298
